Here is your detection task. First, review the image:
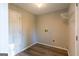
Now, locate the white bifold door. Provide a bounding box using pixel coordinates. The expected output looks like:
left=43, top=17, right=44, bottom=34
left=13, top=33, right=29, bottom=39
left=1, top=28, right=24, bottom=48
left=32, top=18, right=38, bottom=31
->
left=9, top=8, right=23, bottom=55
left=76, top=4, right=79, bottom=56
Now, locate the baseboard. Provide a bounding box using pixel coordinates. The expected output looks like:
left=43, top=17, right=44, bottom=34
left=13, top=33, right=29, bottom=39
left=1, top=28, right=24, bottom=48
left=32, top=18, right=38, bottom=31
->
left=37, top=42, right=68, bottom=51
left=53, top=46, right=68, bottom=51
left=14, top=43, right=37, bottom=56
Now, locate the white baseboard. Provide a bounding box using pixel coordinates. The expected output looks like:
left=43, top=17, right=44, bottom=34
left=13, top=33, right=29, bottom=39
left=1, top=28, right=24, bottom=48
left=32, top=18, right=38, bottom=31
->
left=53, top=46, right=68, bottom=51
left=37, top=42, right=68, bottom=51
left=14, top=43, right=37, bottom=56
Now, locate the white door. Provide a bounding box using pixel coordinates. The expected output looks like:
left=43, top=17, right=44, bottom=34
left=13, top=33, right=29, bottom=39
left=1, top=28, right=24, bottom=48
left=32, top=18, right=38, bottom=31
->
left=9, top=8, right=22, bottom=55
left=76, top=4, right=79, bottom=56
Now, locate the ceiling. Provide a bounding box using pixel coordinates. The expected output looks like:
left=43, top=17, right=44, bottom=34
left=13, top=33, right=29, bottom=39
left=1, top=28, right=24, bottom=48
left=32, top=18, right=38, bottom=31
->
left=13, top=3, right=70, bottom=15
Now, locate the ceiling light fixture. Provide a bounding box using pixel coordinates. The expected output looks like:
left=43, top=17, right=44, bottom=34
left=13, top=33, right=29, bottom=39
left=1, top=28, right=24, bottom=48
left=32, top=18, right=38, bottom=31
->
left=35, top=3, right=43, bottom=8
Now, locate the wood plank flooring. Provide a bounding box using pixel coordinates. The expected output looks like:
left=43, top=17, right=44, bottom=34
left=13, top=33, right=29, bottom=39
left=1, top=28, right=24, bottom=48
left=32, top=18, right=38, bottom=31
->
left=16, top=43, right=68, bottom=56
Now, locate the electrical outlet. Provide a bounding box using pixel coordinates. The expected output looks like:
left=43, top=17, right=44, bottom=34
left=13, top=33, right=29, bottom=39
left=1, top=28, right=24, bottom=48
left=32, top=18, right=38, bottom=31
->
left=53, top=40, right=55, bottom=42
left=76, top=35, right=78, bottom=41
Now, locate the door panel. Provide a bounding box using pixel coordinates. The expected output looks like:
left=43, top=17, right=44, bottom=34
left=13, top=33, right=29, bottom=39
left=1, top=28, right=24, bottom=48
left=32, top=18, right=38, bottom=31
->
left=77, top=4, right=79, bottom=56
left=9, top=8, right=23, bottom=55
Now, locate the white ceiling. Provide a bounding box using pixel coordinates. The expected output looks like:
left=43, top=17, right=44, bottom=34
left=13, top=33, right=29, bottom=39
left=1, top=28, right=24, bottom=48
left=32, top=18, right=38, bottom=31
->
left=13, top=3, right=70, bottom=15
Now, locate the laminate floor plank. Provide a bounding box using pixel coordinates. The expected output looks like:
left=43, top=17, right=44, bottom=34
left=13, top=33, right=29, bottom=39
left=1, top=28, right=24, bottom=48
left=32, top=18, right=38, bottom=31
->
left=16, top=43, right=68, bottom=56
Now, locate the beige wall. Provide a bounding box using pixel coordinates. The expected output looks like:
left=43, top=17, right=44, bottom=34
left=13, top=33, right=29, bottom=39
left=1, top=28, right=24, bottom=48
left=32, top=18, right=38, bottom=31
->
left=9, top=4, right=36, bottom=55
left=36, top=12, right=69, bottom=49
left=68, top=4, right=76, bottom=56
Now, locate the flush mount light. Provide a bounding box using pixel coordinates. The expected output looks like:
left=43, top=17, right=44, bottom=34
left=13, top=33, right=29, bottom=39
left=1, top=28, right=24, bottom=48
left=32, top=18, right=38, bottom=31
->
left=35, top=3, right=43, bottom=8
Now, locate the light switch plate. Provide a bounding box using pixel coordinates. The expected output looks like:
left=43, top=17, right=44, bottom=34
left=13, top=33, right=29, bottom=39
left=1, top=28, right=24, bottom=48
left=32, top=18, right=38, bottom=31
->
left=45, top=29, right=48, bottom=32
